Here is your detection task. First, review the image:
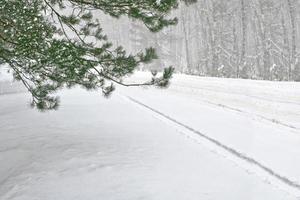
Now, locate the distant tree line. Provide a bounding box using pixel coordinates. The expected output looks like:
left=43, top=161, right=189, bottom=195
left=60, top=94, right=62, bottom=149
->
left=127, top=0, right=300, bottom=81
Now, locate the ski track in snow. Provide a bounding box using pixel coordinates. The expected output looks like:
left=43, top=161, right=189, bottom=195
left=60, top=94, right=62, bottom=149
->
left=128, top=72, right=300, bottom=132
left=167, top=84, right=300, bottom=131
left=172, top=91, right=300, bottom=132
left=173, top=84, right=300, bottom=106
left=124, top=95, right=300, bottom=198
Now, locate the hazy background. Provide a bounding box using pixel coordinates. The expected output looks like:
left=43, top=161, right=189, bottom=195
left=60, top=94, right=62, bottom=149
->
left=99, top=0, right=300, bottom=81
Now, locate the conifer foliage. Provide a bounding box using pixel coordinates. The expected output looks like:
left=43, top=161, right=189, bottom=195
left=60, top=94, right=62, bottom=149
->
left=0, top=0, right=192, bottom=110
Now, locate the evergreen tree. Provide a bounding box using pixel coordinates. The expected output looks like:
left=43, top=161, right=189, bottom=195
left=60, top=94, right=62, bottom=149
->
left=0, top=0, right=193, bottom=110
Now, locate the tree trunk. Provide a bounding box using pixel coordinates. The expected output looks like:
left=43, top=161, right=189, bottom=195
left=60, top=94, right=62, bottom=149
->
left=239, top=0, right=246, bottom=78
left=181, top=8, right=192, bottom=73
left=287, top=0, right=296, bottom=80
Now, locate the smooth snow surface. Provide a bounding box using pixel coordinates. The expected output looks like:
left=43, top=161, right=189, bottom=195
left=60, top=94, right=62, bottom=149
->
left=0, top=72, right=299, bottom=200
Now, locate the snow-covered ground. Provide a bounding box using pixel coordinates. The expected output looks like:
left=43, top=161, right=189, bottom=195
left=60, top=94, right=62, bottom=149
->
left=0, top=71, right=300, bottom=200
left=127, top=72, right=300, bottom=130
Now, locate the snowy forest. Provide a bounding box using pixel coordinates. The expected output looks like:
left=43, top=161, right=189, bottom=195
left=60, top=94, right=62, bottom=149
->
left=1, top=1, right=300, bottom=199
left=106, top=0, right=300, bottom=81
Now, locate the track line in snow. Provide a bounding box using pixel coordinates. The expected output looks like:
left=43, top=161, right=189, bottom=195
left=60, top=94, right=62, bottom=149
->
left=192, top=97, right=299, bottom=131
left=124, top=95, right=300, bottom=197
left=169, top=86, right=300, bottom=131
left=173, top=84, right=300, bottom=106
